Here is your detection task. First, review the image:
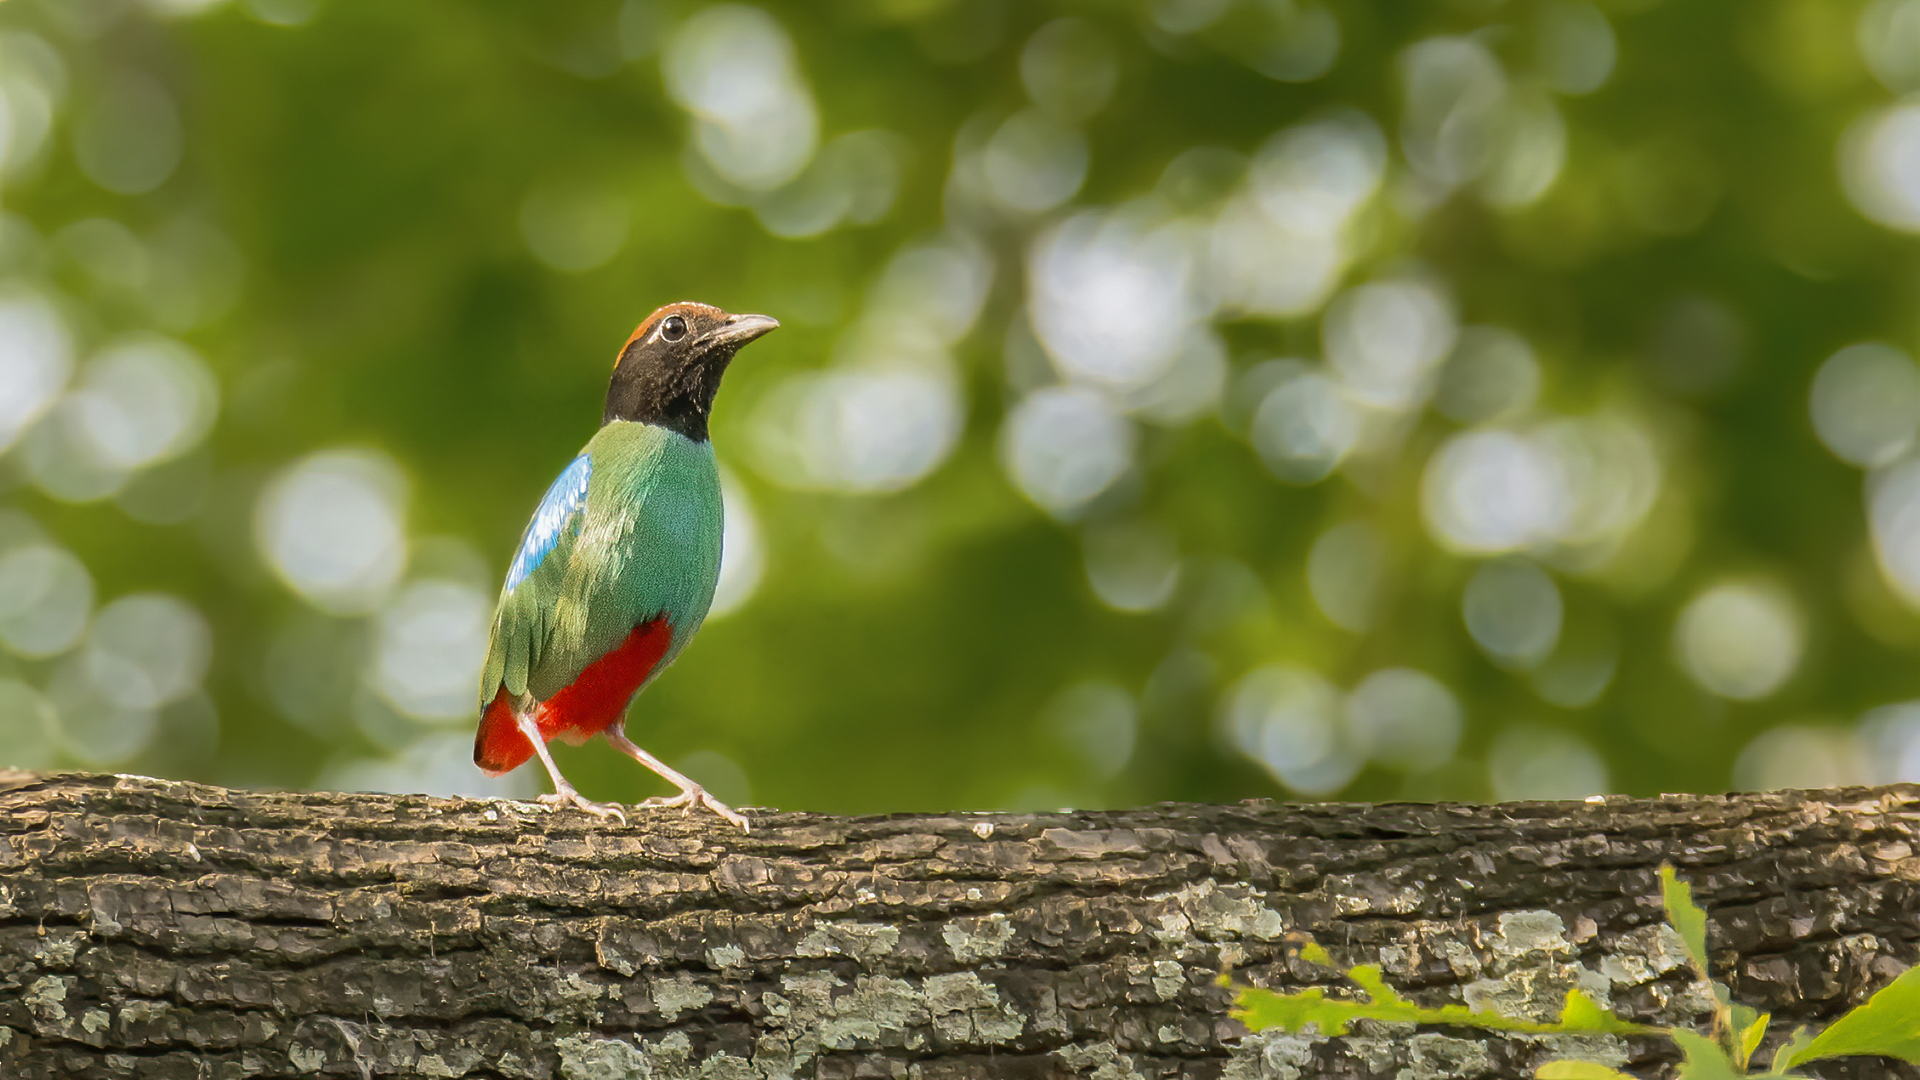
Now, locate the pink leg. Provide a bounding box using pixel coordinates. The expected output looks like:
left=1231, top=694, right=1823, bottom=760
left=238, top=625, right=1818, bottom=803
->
left=512, top=707, right=627, bottom=824
left=604, top=724, right=749, bottom=830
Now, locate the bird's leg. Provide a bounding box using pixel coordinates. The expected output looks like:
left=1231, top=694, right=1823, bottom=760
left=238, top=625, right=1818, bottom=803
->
left=604, top=724, right=749, bottom=830
left=512, top=701, right=627, bottom=824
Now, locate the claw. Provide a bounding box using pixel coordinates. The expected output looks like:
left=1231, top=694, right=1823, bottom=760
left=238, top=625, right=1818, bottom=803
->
left=642, top=785, right=750, bottom=831
left=513, top=707, right=627, bottom=824
left=606, top=724, right=751, bottom=831
left=538, top=791, right=629, bottom=824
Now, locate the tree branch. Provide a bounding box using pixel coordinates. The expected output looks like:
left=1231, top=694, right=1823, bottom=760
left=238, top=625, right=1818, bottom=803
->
left=2, top=772, right=1915, bottom=1079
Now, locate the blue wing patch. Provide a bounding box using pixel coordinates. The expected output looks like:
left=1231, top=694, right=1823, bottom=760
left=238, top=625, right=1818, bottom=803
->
left=506, top=454, right=592, bottom=591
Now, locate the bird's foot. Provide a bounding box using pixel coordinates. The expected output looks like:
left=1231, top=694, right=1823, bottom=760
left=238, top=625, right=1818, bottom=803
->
left=643, top=785, right=750, bottom=831
left=538, top=790, right=629, bottom=824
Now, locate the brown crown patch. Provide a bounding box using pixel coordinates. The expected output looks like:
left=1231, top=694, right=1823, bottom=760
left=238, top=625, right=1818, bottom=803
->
left=615, top=301, right=727, bottom=369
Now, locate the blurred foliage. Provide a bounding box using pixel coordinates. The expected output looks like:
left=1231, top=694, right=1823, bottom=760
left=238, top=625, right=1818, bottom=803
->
left=4, top=0, right=1920, bottom=813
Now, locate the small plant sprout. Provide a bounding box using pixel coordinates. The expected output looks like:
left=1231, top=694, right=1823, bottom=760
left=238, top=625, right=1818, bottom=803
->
left=1226, top=864, right=1920, bottom=1079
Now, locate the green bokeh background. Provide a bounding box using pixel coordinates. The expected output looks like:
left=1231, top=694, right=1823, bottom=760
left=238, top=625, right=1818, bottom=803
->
left=3, top=0, right=1918, bottom=814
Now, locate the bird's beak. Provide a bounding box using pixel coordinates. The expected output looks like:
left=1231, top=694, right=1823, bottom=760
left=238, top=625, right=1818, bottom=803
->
left=704, top=313, right=779, bottom=349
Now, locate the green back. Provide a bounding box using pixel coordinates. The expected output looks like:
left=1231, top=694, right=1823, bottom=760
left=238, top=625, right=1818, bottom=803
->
left=480, top=421, right=723, bottom=706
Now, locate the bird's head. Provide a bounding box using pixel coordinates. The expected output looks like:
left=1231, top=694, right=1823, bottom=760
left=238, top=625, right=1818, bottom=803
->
left=603, top=301, right=778, bottom=441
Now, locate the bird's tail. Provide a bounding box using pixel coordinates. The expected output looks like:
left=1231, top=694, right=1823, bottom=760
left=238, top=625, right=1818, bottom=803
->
left=474, top=685, right=535, bottom=776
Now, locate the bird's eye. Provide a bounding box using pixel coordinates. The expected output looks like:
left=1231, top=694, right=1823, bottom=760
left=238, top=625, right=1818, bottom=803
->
left=661, top=315, right=688, bottom=341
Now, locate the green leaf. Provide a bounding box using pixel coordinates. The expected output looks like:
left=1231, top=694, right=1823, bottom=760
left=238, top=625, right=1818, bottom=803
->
left=1672, top=1030, right=1743, bottom=1080
left=1559, top=989, right=1652, bottom=1036
left=1778, top=965, right=1920, bottom=1067
left=1536, top=1062, right=1641, bottom=1080
left=1298, top=940, right=1333, bottom=967
left=1235, top=984, right=1355, bottom=1037
left=1232, top=973, right=1657, bottom=1039
left=1660, top=864, right=1712, bottom=982
left=1729, top=1003, right=1768, bottom=1069
left=1770, top=1026, right=1815, bottom=1073
left=1344, top=964, right=1410, bottom=1008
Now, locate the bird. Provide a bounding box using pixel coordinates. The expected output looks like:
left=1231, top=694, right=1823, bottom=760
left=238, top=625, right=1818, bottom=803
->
left=472, top=301, right=776, bottom=829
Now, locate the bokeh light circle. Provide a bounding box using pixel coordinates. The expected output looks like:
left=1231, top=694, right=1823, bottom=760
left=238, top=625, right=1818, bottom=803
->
left=0, top=679, right=59, bottom=770
left=1435, top=326, right=1540, bottom=425
left=71, top=335, right=219, bottom=470
left=1673, top=581, right=1803, bottom=701
left=1344, top=668, right=1462, bottom=770
left=984, top=109, right=1088, bottom=214
left=82, top=593, right=210, bottom=710
left=1422, top=430, right=1568, bottom=553
left=710, top=471, right=766, bottom=618
left=256, top=449, right=409, bottom=615
left=0, top=543, right=94, bottom=658
left=1223, top=664, right=1360, bottom=795
left=1001, top=384, right=1134, bottom=516
left=1462, top=559, right=1563, bottom=668
left=1251, top=366, right=1361, bottom=483
left=0, top=289, right=73, bottom=454
left=1842, top=100, right=1920, bottom=233
left=1323, top=278, right=1457, bottom=411
left=374, top=579, right=490, bottom=719
left=1029, top=209, right=1201, bottom=392
left=664, top=5, right=818, bottom=193
left=1733, top=725, right=1863, bottom=791
left=1307, top=520, right=1384, bottom=632
left=1809, top=343, right=1920, bottom=468
left=1488, top=726, right=1608, bottom=800
left=1020, top=18, right=1119, bottom=122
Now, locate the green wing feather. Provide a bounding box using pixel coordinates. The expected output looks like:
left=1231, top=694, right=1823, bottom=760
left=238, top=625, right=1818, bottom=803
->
left=479, top=422, right=724, bottom=708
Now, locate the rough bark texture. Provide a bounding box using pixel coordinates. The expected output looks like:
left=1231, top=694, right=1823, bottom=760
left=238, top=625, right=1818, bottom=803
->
left=2, top=772, right=1917, bottom=1080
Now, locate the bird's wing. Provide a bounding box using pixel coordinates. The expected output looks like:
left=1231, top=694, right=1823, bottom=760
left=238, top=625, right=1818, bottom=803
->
left=479, top=451, right=596, bottom=707
left=478, top=423, right=721, bottom=710
left=505, top=453, right=593, bottom=597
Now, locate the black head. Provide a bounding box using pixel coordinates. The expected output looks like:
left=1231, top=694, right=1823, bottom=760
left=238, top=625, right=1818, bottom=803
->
left=603, top=302, right=778, bottom=441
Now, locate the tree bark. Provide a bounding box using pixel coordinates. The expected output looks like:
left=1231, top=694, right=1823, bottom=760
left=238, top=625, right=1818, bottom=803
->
left=1, top=772, right=1916, bottom=1080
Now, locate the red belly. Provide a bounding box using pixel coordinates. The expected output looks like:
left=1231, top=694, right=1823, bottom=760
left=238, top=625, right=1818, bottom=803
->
left=473, top=617, right=672, bottom=776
